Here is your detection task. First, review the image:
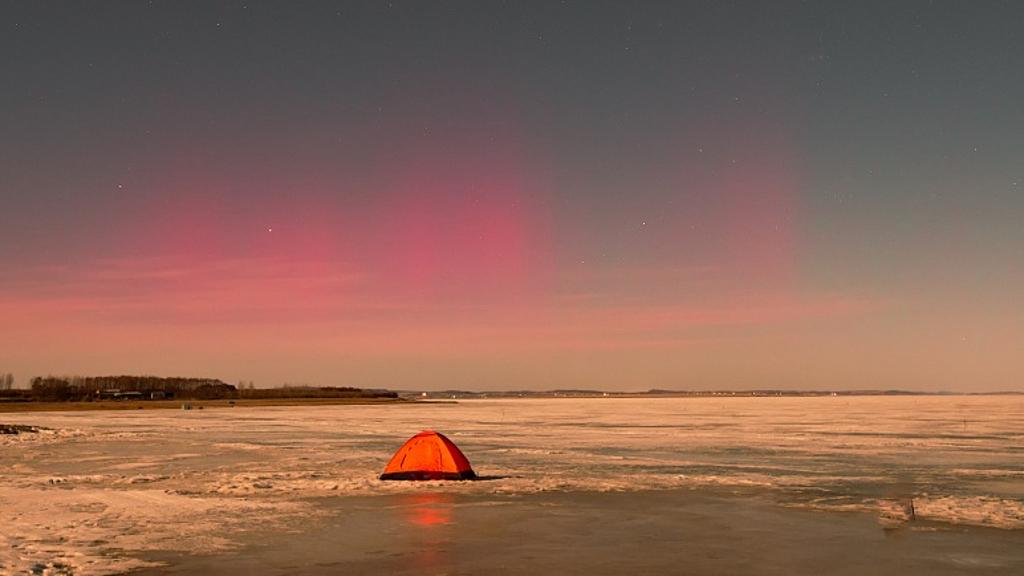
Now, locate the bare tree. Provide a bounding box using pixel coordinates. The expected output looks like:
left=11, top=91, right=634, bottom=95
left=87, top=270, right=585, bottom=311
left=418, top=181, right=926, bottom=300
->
left=0, top=373, right=13, bottom=390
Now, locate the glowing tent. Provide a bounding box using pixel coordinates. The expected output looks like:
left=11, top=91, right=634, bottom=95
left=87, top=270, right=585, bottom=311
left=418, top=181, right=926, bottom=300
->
left=380, top=430, right=476, bottom=480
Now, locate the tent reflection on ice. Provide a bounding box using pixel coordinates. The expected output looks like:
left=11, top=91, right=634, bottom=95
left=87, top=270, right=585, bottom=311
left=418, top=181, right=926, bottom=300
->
left=380, top=430, right=477, bottom=480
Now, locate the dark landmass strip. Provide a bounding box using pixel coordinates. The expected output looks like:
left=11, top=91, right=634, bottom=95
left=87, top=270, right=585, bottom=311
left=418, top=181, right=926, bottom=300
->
left=4, top=376, right=1018, bottom=406
left=0, top=375, right=399, bottom=403
left=0, top=397, right=408, bottom=413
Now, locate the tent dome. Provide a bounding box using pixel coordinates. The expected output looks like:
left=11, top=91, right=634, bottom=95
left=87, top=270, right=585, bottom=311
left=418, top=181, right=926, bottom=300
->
left=380, top=430, right=476, bottom=480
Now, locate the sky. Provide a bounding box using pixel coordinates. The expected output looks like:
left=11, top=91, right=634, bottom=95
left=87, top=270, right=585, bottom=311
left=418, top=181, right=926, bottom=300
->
left=1, top=1, right=1021, bottom=391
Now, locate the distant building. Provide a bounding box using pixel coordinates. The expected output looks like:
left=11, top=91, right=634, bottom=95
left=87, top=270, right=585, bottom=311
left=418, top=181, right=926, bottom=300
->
left=95, top=389, right=144, bottom=400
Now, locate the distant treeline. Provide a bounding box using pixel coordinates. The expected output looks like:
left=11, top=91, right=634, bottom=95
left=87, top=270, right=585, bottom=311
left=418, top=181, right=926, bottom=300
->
left=238, top=386, right=398, bottom=400
left=29, top=376, right=237, bottom=401
left=0, top=375, right=398, bottom=402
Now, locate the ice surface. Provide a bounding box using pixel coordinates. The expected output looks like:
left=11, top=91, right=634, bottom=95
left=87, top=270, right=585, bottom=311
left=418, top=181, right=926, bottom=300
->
left=2, top=396, right=1022, bottom=574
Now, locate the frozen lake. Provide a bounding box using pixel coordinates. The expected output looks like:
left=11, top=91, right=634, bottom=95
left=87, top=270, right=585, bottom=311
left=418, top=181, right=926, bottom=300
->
left=3, top=396, right=1023, bottom=574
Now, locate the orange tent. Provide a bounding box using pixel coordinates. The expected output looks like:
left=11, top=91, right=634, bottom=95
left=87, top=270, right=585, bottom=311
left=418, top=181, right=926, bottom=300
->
left=380, top=430, right=476, bottom=480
